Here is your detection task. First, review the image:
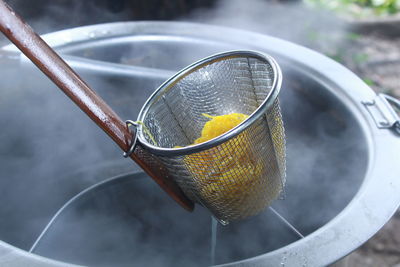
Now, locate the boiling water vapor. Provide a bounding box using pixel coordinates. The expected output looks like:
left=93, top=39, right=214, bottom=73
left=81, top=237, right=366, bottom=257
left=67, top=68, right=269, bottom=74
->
left=0, top=52, right=148, bottom=249
left=188, top=0, right=349, bottom=49
left=0, top=0, right=368, bottom=266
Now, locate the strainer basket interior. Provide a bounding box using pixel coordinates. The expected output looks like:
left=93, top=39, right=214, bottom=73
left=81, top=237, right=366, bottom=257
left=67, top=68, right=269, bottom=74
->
left=136, top=50, right=285, bottom=223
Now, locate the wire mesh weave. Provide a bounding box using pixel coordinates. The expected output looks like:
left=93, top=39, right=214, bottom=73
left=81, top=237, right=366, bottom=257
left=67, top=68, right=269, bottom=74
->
left=136, top=51, right=285, bottom=223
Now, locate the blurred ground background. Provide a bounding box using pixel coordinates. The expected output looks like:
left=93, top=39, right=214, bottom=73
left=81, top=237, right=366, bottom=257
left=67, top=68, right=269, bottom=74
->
left=347, top=211, right=400, bottom=266
left=1, top=0, right=400, bottom=266
left=315, top=21, right=400, bottom=267
left=287, top=6, right=400, bottom=265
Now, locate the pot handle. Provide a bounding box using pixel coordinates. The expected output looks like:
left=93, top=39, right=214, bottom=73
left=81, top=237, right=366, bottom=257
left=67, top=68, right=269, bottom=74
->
left=380, top=94, right=400, bottom=135
left=362, top=93, right=400, bottom=135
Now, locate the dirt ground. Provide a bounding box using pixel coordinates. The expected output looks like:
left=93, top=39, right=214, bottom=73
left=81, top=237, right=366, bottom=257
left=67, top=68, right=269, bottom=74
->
left=343, top=29, right=400, bottom=264
left=343, top=210, right=400, bottom=266
left=344, top=31, right=400, bottom=266
left=306, top=22, right=400, bottom=267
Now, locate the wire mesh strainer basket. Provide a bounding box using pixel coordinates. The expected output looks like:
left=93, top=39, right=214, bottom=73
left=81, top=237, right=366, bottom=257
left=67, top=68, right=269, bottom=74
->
left=134, top=50, right=285, bottom=224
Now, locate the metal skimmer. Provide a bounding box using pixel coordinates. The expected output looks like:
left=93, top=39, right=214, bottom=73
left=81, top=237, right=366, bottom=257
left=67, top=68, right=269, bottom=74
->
left=130, top=50, right=285, bottom=224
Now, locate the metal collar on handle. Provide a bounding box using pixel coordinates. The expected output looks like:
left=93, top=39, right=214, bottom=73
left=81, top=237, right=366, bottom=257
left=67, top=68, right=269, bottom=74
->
left=123, top=120, right=139, bottom=158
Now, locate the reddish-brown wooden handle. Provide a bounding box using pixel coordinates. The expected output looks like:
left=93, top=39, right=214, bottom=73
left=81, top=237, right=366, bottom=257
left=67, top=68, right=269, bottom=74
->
left=0, top=0, right=194, bottom=211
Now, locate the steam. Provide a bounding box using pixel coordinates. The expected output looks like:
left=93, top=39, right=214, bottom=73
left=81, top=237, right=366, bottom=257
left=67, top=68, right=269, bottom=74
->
left=187, top=0, right=349, bottom=49
left=184, top=0, right=366, bottom=239
left=0, top=0, right=368, bottom=266
left=0, top=42, right=155, bottom=248
left=3, top=0, right=133, bottom=34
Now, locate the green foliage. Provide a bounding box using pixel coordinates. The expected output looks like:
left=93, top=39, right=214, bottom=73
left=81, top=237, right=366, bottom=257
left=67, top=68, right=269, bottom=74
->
left=326, top=51, right=345, bottom=62
left=346, top=32, right=361, bottom=40
left=353, top=53, right=369, bottom=64
left=363, top=78, right=376, bottom=86
left=305, top=0, right=400, bottom=17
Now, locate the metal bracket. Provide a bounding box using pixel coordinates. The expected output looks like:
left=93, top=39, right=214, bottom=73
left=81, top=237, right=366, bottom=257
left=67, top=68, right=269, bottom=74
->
left=362, top=94, right=400, bottom=134
left=123, top=120, right=139, bottom=158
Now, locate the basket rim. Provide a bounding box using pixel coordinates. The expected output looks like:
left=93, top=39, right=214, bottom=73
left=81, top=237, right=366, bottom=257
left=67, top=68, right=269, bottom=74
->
left=136, top=50, right=283, bottom=156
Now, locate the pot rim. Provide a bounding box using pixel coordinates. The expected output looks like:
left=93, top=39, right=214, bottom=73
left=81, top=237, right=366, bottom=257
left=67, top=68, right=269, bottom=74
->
left=1, top=21, right=400, bottom=267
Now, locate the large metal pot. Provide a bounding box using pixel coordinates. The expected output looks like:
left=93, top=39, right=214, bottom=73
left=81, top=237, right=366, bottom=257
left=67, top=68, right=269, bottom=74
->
left=0, top=22, right=399, bottom=266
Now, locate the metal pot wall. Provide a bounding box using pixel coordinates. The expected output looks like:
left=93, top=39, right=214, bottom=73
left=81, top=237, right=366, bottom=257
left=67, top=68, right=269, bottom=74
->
left=0, top=22, right=399, bottom=266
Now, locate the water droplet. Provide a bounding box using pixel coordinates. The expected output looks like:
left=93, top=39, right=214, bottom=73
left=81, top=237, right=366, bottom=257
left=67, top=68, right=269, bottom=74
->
left=219, top=220, right=229, bottom=226
left=280, top=253, right=287, bottom=267
left=88, top=32, right=96, bottom=38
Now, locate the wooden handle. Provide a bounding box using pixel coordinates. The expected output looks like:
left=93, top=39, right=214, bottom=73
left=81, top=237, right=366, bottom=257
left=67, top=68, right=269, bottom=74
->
left=0, top=0, right=194, bottom=211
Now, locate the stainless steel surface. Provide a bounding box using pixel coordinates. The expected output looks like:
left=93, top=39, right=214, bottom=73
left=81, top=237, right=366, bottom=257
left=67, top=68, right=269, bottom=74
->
left=136, top=51, right=282, bottom=155
left=135, top=50, right=285, bottom=222
left=363, top=93, right=400, bottom=133
left=0, top=241, right=79, bottom=267
left=381, top=93, right=400, bottom=134
left=1, top=21, right=400, bottom=267
left=29, top=172, right=296, bottom=266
